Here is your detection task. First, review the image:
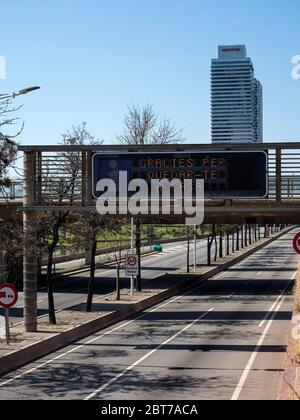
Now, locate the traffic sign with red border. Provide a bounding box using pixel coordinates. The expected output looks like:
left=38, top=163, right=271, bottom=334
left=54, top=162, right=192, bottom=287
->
left=125, top=255, right=139, bottom=277
left=127, top=256, right=137, bottom=267
left=293, top=233, right=300, bottom=255
left=0, top=284, right=18, bottom=309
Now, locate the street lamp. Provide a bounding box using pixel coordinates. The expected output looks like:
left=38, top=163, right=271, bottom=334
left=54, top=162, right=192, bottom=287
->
left=0, top=86, right=40, bottom=101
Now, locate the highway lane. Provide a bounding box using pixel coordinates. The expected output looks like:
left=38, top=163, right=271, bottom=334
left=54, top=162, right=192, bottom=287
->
left=7, top=239, right=209, bottom=325
left=0, top=229, right=297, bottom=400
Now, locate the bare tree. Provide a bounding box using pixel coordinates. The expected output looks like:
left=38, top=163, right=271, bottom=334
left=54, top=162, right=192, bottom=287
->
left=0, top=99, right=22, bottom=193
left=68, top=212, right=112, bottom=312
left=117, top=103, right=185, bottom=145
left=0, top=218, right=23, bottom=283
left=40, top=122, right=102, bottom=324
left=116, top=104, right=184, bottom=291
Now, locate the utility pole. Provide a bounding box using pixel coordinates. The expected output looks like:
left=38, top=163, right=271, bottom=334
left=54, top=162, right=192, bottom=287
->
left=2, top=86, right=40, bottom=333
left=23, top=151, right=38, bottom=333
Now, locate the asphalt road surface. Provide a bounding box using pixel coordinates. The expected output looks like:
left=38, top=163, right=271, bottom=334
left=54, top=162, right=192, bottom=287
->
left=0, top=229, right=297, bottom=400
left=6, top=239, right=209, bottom=325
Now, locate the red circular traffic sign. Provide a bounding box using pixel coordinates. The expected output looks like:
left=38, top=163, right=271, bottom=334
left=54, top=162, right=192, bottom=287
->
left=127, top=256, right=137, bottom=267
left=293, top=233, right=300, bottom=255
left=0, top=284, right=18, bottom=309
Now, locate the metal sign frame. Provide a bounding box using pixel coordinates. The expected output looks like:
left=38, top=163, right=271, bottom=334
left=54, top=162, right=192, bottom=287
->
left=92, top=150, right=269, bottom=200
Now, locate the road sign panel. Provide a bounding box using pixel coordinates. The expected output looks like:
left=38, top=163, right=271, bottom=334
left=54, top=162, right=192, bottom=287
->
left=293, top=233, right=300, bottom=255
left=92, top=151, right=268, bottom=199
left=125, top=255, right=139, bottom=277
left=0, top=284, right=18, bottom=309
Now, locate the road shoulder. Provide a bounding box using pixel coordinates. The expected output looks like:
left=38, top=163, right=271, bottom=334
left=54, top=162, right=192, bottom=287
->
left=278, top=264, right=300, bottom=400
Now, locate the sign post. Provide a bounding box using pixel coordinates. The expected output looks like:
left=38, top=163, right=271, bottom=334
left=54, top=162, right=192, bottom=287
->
left=5, top=309, right=9, bottom=346
left=293, top=233, right=300, bottom=255
left=0, top=283, right=18, bottom=345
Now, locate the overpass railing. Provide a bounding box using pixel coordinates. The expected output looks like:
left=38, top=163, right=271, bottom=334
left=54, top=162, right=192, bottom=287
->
left=0, top=180, right=23, bottom=200
left=16, top=142, right=300, bottom=207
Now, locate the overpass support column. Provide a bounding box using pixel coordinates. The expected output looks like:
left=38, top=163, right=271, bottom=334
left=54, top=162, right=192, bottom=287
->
left=23, top=151, right=38, bottom=333
left=135, top=218, right=142, bottom=292
left=276, top=148, right=282, bottom=204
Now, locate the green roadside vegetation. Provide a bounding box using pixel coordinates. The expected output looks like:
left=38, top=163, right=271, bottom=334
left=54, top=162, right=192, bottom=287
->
left=54, top=224, right=190, bottom=258
left=53, top=223, right=248, bottom=259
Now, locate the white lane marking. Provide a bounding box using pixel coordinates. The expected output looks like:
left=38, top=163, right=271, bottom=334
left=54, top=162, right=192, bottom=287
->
left=259, top=271, right=296, bottom=328
left=226, top=292, right=236, bottom=299
left=0, top=280, right=213, bottom=387
left=258, top=296, right=284, bottom=328
left=84, top=308, right=215, bottom=400
left=231, top=278, right=293, bottom=401
left=257, top=272, right=262, bottom=276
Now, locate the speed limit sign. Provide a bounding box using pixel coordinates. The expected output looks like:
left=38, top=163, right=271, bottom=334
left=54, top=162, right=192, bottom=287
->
left=125, top=255, right=139, bottom=277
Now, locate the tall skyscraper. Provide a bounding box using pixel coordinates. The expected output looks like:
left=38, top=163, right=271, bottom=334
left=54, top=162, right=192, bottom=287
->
left=211, top=45, right=263, bottom=144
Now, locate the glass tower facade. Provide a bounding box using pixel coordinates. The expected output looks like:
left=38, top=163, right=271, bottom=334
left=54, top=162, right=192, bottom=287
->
left=211, top=45, right=263, bottom=144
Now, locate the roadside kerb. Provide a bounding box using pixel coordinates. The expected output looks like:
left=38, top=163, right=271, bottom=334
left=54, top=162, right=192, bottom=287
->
left=0, top=227, right=294, bottom=378
left=278, top=262, right=300, bottom=400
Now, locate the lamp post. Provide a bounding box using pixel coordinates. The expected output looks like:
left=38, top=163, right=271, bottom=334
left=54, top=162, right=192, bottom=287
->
left=0, top=85, right=41, bottom=332
left=0, top=86, right=40, bottom=101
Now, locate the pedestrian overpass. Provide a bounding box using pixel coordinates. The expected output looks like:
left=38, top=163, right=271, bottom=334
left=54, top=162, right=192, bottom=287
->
left=16, top=142, right=300, bottom=224
left=10, top=142, right=300, bottom=333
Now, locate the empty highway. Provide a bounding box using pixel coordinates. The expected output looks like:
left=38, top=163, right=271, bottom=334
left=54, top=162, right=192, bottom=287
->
left=8, top=239, right=208, bottom=325
left=0, top=229, right=297, bottom=400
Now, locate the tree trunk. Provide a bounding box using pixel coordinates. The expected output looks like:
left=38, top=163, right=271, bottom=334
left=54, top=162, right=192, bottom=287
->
left=86, top=238, right=97, bottom=312
left=46, top=214, right=67, bottom=325
left=219, top=233, right=223, bottom=259
left=214, top=234, right=218, bottom=262
left=116, top=263, right=121, bottom=301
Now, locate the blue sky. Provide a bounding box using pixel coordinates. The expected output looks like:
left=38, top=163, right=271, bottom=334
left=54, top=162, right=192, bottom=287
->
left=1, top=0, right=300, bottom=145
